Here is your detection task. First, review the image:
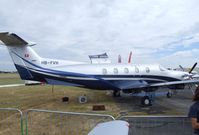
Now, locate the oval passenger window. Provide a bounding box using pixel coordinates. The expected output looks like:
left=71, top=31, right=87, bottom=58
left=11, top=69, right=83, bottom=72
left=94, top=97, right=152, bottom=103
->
left=102, top=68, right=107, bottom=75
left=124, top=68, right=129, bottom=74
left=146, top=67, right=150, bottom=73
left=113, top=68, right=118, bottom=74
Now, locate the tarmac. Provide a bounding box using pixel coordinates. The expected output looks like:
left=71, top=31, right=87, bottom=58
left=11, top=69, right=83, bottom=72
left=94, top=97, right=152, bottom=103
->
left=114, top=88, right=193, bottom=116
left=114, top=88, right=194, bottom=135
left=123, top=116, right=193, bottom=135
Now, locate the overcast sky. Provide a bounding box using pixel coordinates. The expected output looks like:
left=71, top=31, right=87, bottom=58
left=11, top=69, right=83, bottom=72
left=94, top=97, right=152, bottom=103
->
left=0, top=0, right=199, bottom=71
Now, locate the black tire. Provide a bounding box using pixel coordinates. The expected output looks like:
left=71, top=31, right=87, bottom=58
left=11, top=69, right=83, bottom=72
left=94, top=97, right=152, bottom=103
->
left=113, top=91, right=121, bottom=97
left=141, top=96, right=152, bottom=106
left=166, top=91, right=173, bottom=98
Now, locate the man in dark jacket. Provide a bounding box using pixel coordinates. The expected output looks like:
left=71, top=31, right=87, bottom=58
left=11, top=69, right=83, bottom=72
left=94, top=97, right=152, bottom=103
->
left=188, top=86, right=199, bottom=135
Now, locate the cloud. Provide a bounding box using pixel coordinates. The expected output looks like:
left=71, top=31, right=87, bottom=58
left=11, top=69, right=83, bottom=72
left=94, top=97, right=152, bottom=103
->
left=0, top=0, right=199, bottom=70
left=158, top=49, right=199, bottom=67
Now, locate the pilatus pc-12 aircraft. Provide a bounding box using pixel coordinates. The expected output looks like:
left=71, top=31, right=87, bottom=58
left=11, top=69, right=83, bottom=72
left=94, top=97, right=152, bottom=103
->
left=1, top=32, right=199, bottom=106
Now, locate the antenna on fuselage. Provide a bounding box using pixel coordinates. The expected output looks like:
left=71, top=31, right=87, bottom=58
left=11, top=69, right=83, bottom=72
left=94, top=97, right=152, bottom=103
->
left=128, top=51, right=132, bottom=64
left=118, top=55, right=121, bottom=63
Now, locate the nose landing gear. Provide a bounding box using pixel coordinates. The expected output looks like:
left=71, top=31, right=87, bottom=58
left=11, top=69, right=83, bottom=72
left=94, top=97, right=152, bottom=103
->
left=141, top=91, right=155, bottom=106
left=141, top=96, right=152, bottom=106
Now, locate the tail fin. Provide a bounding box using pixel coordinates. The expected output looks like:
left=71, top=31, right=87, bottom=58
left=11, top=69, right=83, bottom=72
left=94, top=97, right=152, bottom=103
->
left=0, top=32, right=41, bottom=80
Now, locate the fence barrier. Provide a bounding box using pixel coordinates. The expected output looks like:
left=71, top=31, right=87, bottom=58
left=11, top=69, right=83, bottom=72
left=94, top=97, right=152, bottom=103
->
left=25, top=109, right=115, bottom=135
left=0, top=108, right=23, bottom=135
left=0, top=108, right=195, bottom=135
left=119, top=115, right=194, bottom=135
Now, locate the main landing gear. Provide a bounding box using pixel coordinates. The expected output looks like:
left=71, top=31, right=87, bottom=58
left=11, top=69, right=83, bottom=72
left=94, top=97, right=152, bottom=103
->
left=141, top=90, right=173, bottom=106
left=112, top=90, right=174, bottom=106
left=141, top=96, right=152, bottom=106
left=113, top=90, right=121, bottom=97
left=166, top=91, right=173, bottom=98
left=140, top=91, right=155, bottom=106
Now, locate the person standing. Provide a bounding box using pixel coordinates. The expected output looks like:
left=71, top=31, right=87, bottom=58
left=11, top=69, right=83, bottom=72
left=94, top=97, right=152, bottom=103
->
left=188, top=86, right=199, bottom=135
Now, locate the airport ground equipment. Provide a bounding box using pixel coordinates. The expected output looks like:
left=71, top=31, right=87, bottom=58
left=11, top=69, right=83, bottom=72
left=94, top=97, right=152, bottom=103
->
left=79, top=95, right=88, bottom=103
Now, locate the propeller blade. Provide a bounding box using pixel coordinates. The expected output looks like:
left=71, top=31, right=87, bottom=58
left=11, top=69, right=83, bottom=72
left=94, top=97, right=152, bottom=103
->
left=179, top=65, right=184, bottom=71
left=189, top=62, right=197, bottom=74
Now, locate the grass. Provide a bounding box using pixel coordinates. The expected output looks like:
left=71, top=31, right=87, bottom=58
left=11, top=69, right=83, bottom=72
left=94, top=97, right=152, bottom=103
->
left=0, top=73, right=24, bottom=85
left=0, top=73, right=120, bottom=116
left=0, top=85, right=118, bottom=114
left=0, top=73, right=191, bottom=134
left=0, top=73, right=120, bottom=134
left=0, top=73, right=187, bottom=116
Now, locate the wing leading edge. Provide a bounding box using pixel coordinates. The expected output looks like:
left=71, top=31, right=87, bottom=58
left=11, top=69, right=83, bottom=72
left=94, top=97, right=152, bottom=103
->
left=107, top=79, right=199, bottom=91
left=150, top=79, right=199, bottom=87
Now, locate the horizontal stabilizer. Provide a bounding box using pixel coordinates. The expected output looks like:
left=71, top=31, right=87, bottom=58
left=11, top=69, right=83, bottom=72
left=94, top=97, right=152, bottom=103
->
left=0, top=32, right=28, bottom=46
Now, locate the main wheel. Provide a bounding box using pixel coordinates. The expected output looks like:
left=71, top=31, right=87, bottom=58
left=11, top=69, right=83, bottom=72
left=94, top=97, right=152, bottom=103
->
left=141, top=96, right=152, bottom=106
left=113, top=91, right=121, bottom=97
left=166, top=91, right=173, bottom=98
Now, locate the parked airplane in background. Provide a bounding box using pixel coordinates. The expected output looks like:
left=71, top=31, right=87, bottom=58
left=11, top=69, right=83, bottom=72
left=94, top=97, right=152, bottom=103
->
left=1, top=32, right=199, bottom=106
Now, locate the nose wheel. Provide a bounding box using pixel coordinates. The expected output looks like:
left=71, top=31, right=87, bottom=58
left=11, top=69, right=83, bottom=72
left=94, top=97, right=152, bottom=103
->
left=141, top=96, right=152, bottom=106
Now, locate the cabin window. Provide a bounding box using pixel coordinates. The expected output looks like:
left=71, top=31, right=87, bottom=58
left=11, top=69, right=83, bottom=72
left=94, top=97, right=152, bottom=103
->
left=113, top=68, right=118, bottom=74
left=146, top=67, right=150, bottom=73
left=135, top=67, right=139, bottom=73
left=124, top=68, right=129, bottom=74
left=102, top=68, right=107, bottom=75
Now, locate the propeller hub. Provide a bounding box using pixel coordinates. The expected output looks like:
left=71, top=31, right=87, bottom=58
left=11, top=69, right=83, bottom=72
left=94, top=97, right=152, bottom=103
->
left=182, top=73, right=193, bottom=80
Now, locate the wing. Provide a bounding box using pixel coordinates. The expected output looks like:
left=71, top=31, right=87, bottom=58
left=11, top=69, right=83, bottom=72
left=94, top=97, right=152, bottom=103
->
left=106, top=79, right=199, bottom=91
left=107, top=80, right=149, bottom=90
left=150, top=79, right=199, bottom=87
